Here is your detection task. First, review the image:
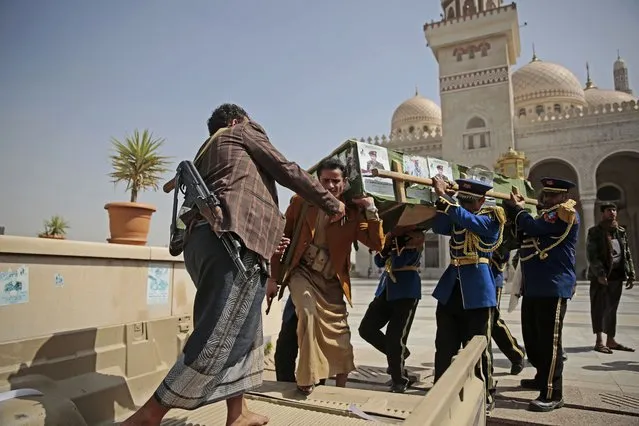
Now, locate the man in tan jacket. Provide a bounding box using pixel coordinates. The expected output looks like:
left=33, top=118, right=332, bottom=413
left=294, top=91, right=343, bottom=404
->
left=267, top=157, right=384, bottom=395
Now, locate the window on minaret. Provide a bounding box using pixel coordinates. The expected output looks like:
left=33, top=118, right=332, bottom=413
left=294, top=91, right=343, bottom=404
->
left=554, top=104, right=561, bottom=113
left=535, top=105, right=544, bottom=116
left=518, top=108, right=526, bottom=117
left=480, top=43, right=490, bottom=57
left=467, top=117, right=485, bottom=128
left=423, top=125, right=430, bottom=133
left=447, top=7, right=455, bottom=19
left=408, top=126, right=415, bottom=133
left=463, top=0, right=477, bottom=15
left=486, top=0, right=497, bottom=9
left=463, top=116, right=489, bottom=150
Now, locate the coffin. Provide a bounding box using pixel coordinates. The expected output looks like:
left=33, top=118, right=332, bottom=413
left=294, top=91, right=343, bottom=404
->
left=308, top=139, right=536, bottom=232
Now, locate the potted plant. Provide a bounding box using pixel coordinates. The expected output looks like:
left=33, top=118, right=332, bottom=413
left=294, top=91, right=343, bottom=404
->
left=105, top=129, right=172, bottom=246
left=39, top=215, right=69, bottom=240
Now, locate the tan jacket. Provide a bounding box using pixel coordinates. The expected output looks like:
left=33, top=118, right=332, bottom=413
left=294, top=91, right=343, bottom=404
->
left=271, top=195, right=385, bottom=306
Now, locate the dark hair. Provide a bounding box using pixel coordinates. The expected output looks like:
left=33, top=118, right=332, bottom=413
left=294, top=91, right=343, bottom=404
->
left=317, top=157, right=347, bottom=178
left=207, top=103, right=249, bottom=135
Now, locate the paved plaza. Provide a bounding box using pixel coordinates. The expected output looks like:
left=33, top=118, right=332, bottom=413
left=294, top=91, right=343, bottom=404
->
left=159, top=278, right=639, bottom=425
left=347, top=279, right=639, bottom=396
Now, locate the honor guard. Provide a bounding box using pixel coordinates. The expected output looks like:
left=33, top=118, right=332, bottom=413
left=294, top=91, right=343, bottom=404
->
left=359, top=226, right=424, bottom=393
left=431, top=176, right=506, bottom=412
left=505, top=177, right=580, bottom=412
left=490, top=242, right=526, bottom=375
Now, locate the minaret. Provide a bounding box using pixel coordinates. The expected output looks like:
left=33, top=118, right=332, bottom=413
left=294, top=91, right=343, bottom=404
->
left=614, top=50, right=633, bottom=95
left=425, top=1, right=521, bottom=167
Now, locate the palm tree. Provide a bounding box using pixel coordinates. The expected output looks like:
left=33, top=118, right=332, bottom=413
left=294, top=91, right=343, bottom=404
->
left=109, top=129, right=172, bottom=203
left=40, top=215, right=69, bottom=238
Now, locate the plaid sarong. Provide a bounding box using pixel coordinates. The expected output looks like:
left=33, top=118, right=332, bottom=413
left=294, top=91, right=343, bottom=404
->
left=154, top=224, right=266, bottom=409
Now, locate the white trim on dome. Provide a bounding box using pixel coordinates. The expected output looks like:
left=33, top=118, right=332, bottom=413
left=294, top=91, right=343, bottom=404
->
left=512, top=60, right=586, bottom=109
left=584, top=88, right=637, bottom=107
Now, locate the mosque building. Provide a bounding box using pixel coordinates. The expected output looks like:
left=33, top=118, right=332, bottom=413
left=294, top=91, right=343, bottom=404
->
left=354, top=0, right=639, bottom=279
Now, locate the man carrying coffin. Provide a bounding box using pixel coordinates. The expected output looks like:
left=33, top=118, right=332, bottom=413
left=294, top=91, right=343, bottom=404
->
left=431, top=176, right=506, bottom=412
left=505, top=177, right=580, bottom=412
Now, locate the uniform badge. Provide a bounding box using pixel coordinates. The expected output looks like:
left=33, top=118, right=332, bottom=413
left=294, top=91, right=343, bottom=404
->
left=544, top=211, right=557, bottom=223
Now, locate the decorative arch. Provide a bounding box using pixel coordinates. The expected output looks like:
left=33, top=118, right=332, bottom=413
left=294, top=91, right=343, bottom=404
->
left=463, top=0, right=477, bottom=15
left=589, top=149, right=639, bottom=195
left=528, top=157, right=582, bottom=193
left=463, top=115, right=490, bottom=151
left=593, top=148, right=639, bottom=172
left=528, top=157, right=587, bottom=278
left=596, top=182, right=625, bottom=205
left=466, top=116, right=486, bottom=129
left=594, top=150, right=639, bottom=269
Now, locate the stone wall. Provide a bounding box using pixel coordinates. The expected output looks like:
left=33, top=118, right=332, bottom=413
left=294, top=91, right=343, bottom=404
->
left=0, top=236, right=282, bottom=344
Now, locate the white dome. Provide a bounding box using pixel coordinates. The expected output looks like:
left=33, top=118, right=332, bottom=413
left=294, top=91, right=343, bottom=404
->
left=512, top=60, right=587, bottom=108
left=391, top=94, right=442, bottom=132
left=585, top=87, right=636, bottom=106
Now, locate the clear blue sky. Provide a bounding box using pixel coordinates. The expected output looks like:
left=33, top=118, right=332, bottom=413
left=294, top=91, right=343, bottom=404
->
left=1, top=0, right=637, bottom=246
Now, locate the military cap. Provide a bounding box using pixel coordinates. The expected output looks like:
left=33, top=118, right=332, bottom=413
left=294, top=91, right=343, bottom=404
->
left=540, top=177, right=576, bottom=193
left=455, top=178, right=493, bottom=198
left=600, top=201, right=617, bottom=212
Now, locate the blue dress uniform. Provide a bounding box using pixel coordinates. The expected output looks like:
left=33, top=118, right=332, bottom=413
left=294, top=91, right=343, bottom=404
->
left=431, top=178, right=505, bottom=408
left=490, top=243, right=526, bottom=374
left=506, top=177, right=580, bottom=412
left=358, top=234, right=422, bottom=393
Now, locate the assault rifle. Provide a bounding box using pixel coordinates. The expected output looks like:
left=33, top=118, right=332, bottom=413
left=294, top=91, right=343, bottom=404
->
left=166, top=160, right=261, bottom=283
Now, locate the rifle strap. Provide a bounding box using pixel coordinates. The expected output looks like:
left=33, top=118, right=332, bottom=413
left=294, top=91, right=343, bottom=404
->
left=278, top=201, right=310, bottom=286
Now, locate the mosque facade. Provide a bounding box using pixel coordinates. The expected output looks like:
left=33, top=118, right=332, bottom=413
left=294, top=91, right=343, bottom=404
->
left=354, top=0, right=639, bottom=279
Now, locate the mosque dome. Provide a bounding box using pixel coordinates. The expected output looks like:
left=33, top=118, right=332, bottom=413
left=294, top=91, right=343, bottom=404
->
left=584, top=87, right=636, bottom=106
left=512, top=58, right=587, bottom=110
left=391, top=92, right=442, bottom=135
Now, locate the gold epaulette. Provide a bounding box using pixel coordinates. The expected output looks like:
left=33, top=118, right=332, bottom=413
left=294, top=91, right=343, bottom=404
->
left=478, top=205, right=507, bottom=225
left=557, top=199, right=577, bottom=224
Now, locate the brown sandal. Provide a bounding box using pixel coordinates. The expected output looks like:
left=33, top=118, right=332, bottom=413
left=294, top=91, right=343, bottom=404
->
left=594, top=344, right=613, bottom=354
left=608, top=343, right=635, bottom=352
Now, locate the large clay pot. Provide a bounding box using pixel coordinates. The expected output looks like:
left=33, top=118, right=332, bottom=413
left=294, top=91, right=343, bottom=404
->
left=104, top=202, right=156, bottom=246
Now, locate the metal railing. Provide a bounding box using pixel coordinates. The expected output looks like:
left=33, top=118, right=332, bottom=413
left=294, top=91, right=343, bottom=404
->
left=404, top=335, right=488, bottom=426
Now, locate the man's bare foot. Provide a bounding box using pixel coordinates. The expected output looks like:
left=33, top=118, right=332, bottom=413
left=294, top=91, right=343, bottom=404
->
left=120, top=398, right=167, bottom=426
left=120, top=411, right=161, bottom=426
left=226, top=411, right=269, bottom=425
